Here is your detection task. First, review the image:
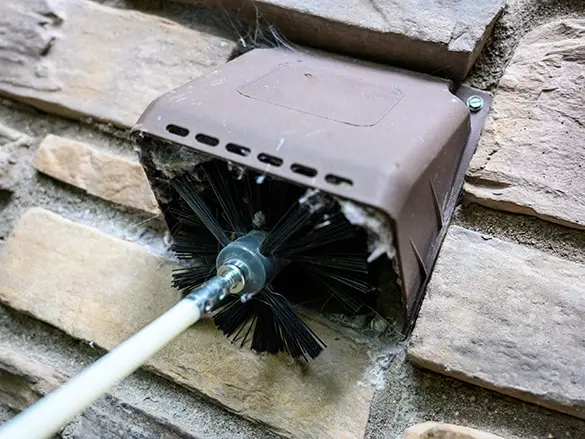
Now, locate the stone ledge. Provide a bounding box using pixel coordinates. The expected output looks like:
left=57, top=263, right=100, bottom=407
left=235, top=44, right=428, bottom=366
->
left=33, top=134, right=160, bottom=215
left=0, top=345, right=201, bottom=438
left=0, top=0, right=235, bottom=128
left=190, top=0, right=504, bottom=80
left=0, top=346, right=66, bottom=411
left=408, top=226, right=585, bottom=420
left=0, top=207, right=374, bottom=439
left=466, top=18, right=585, bottom=230
left=403, top=422, right=505, bottom=439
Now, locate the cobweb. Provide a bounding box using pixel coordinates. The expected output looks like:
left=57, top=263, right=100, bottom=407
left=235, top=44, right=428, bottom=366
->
left=210, top=0, right=299, bottom=59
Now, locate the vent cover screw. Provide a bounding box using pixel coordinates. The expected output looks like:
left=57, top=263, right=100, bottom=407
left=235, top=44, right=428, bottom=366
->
left=466, top=95, right=484, bottom=113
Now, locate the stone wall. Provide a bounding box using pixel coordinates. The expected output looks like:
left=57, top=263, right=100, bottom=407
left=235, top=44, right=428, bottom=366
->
left=0, top=0, right=585, bottom=438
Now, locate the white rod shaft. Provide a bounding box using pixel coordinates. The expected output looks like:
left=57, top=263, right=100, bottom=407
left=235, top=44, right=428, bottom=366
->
left=0, top=298, right=202, bottom=439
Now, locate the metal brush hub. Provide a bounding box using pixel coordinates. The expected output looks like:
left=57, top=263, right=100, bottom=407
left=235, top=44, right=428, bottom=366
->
left=216, top=231, right=285, bottom=300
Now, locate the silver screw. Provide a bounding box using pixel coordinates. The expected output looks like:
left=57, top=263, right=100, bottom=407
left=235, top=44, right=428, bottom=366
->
left=466, top=95, right=484, bottom=113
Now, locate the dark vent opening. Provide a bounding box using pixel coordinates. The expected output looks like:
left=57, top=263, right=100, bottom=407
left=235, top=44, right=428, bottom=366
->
left=325, top=174, right=353, bottom=186
left=291, top=163, right=317, bottom=177
left=226, top=143, right=251, bottom=156
left=258, top=153, right=283, bottom=167
left=196, top=134, right=220, bottom=146
left=166, top=124, right=189, bottom=137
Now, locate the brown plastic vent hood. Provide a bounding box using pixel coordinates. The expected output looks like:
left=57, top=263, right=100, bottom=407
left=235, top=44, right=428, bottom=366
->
left=132, top=47, right=491, bottom=332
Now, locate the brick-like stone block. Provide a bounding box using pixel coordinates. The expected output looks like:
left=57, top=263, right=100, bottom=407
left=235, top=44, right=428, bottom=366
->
left=0, top=346, right=66, bottom=411
left=466, top=18, right=585, bottom=230
left=0, top=208, right=374, bottom=439
left=194, top=0, right=503, bottom=80
left=403, top=422, right=505, bottom=439
left=33, top=134, right=159, bottom=214
left=408, top=226, right=585, bottom=420
left=0, top=345, right=202, bottom=438
left=0, top=0, right=235, bottom=128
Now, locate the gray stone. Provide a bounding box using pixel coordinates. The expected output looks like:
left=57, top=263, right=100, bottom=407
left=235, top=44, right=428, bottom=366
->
left=408, top=226, right=585, bottom=420
left=0, top=345, right=198, bottom=438
left=60, top=402, right=197, bottom=439
left=0, top=123, right=31, bottom=192
left=198, top=0, right=504, bottom=80
left=466, top=18, right=585, bottom=230
left=0, top=404, right=17, bottom=432
left=0, top=151, right=18, bottom=192
left=0, top=0, right=235, bottom=128
left=403, top=422, right=505, bottom=439
left=0, top=301, right=278, bottom=439
left=33, top=135, right=160, bottom=214
left=0, top=208, right=375, bottom=439
left=0, top=124, right=29, bottom=146
left=466, top=0, right=585, bottom=90
left=0, top=346, right=66, bottom=411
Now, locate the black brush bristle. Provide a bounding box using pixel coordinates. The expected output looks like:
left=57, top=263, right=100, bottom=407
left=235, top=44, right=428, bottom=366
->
left=168, top=159, right=371, bottom=360
left=170, top=174, right=232, bottom=247
left=171, top=264, right=216, bottom=295
left=202, top=161, right=250, bottom=237
left=214, top=288, right=326, bottom=360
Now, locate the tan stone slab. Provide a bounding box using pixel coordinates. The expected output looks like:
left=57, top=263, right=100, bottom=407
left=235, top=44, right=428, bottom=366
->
left=408, top=226, right=585, bottom=420
left=466, top=18, right=585, bottom=230
left=191, top=0, right=503, bottom=80
left=403, top=422, right=505, bottom=439
left=33, top=134, right=159, bottom=214
left=0, top=208, right=374, bottom=439
left=0, top=0, right=235, bottom=128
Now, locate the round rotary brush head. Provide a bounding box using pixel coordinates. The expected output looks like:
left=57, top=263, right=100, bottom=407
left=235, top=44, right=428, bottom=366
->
left=168, top=159, right=371, bottom=360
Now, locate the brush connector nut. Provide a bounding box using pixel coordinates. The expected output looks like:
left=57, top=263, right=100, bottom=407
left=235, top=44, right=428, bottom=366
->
left=218, top=264, right=246, bottom=294
left=187, top=264, right=245, bottom=314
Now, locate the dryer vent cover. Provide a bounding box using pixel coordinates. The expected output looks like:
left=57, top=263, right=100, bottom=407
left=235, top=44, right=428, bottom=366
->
left=132, top=47, right=491, bottom=333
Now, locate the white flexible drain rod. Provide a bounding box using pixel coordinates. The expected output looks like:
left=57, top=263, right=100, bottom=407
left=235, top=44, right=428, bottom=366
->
left=0, top=265, right=244, bottom=439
